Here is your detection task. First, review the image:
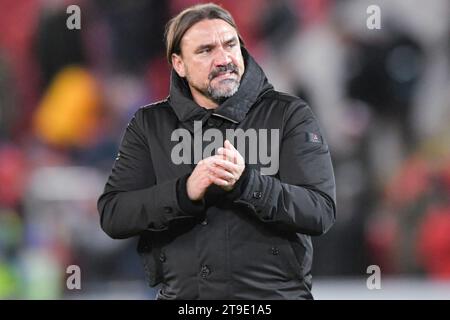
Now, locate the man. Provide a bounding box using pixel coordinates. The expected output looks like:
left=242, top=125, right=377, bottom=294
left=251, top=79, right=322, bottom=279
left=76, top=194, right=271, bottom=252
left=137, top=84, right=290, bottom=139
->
left=98, top=3, right=336, bottom=300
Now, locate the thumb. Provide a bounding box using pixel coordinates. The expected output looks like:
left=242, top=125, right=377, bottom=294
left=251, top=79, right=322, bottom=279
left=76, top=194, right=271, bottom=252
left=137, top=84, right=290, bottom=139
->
left=224, top=139, right=234, bottom=150
left=224, top=140, right=238, bottom=163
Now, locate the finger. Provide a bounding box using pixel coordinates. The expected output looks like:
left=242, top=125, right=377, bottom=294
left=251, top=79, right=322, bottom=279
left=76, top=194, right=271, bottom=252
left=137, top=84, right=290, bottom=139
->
left=224, top=140, right=236, bottom=151
left=210, top=175, right=230, bottom=187
left=209, top=165, right=235, bottom=180
left=216, top=149, right=228, bottom=162
left=200, top=156, right=223, bottom=167
left=211, top=157, right=240, bottom=174
left=217, top=147, right=238, bottom=163
left=200, top=156, right=234, bottom=175
left=224, top=140, right=241, bottom=161
left=204, top=155, right=241, bottom=175
left=204, top=154, right=238, bottom=162
left=223, top=142, right=244, bottom=164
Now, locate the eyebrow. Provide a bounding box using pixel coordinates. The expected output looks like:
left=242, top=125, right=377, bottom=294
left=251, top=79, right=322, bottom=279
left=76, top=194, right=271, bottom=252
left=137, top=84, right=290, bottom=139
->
left=194, top=36, right=238, bottom=52
left=195, top=43, right=214, bottom=52
left=224, top=37, right=238, bottom=45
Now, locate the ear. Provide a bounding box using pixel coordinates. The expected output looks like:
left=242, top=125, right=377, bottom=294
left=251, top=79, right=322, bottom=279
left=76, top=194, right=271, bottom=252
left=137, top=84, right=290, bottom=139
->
left=171, top=53, right=186, bottom=78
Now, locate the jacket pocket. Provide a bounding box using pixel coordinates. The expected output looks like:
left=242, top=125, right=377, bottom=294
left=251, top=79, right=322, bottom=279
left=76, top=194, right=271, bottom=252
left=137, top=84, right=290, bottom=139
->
left=281, top=238, right=307, bottom=279
left=137, top=233, right=163, bottom=286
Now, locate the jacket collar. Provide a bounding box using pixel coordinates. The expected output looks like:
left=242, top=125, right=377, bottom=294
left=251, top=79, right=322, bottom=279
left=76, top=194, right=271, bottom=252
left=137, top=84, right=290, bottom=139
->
left=168, top=48, right=273, bottom=126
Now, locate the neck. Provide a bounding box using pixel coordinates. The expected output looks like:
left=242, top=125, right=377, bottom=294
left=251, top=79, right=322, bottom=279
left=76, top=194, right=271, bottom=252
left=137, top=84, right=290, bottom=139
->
left=190, top=86, right=219, bottom=109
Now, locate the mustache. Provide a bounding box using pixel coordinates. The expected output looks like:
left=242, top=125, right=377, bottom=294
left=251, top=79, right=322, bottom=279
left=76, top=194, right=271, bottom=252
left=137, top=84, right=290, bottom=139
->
left=208, top=63, right=239, bottom=80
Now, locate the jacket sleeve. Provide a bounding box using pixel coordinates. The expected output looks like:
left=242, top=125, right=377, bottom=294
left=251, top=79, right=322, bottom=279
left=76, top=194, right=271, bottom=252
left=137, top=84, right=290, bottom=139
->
left=97, top=108, right=204, bottom=239
left=233, top=102, right=336, bottom=236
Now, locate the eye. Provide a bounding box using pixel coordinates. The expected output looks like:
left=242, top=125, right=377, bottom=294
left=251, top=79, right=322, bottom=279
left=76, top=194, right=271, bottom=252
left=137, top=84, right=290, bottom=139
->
left=199, top=48, right=211, bottom=54
left=227, top=42, right=236, bottom=48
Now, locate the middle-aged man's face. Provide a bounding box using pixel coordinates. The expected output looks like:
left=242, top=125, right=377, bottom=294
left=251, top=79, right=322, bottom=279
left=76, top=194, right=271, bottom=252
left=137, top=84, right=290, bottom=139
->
left=172, top=18, right=245, bottom=105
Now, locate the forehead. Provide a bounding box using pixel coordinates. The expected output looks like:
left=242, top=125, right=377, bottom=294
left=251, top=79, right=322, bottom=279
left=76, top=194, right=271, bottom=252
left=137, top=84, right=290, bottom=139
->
left=181, top=19, right=238, bottom=49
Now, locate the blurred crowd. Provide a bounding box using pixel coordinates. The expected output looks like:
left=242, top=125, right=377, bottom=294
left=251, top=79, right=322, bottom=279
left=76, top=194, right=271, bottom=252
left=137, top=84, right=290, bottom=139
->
left=0, top=0, right=449, bottom=299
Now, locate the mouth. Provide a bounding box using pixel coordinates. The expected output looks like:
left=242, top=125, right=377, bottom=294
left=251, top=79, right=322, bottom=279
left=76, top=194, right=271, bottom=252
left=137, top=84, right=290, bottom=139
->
left=213, top=71, right=237, bottom=81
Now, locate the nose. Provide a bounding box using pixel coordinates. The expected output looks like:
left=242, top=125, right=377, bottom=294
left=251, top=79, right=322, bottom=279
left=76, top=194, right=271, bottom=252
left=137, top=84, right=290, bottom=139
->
left=213, top=47, right=232, bottom=67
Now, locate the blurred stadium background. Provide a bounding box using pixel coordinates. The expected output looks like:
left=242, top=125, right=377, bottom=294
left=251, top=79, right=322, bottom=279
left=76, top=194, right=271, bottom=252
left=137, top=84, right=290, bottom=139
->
left=0, top=0, right=449, bottom=299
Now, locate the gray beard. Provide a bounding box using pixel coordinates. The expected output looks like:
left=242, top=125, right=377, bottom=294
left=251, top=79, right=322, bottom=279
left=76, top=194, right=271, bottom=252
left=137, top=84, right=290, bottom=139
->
left=207, top=79, right=240, bottom=103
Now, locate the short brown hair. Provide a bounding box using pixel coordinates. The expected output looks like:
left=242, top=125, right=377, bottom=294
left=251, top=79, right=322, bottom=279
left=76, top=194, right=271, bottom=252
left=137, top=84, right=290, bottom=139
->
left=164, top=3, right=244, bottom=65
